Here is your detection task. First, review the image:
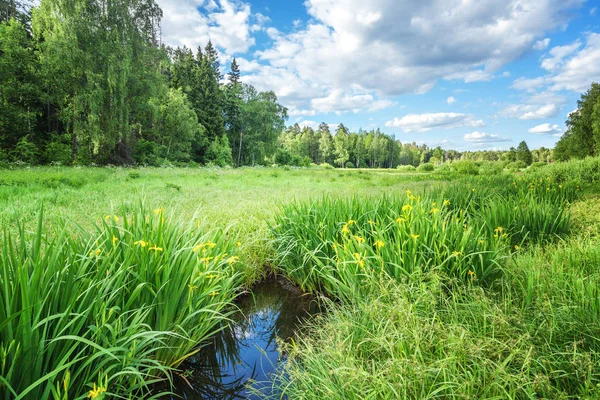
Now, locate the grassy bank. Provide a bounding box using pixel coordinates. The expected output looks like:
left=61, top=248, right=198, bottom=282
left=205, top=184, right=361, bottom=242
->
left=271, top=162, right=600, bottom=399
left=1, top=159, right=600, bottom=399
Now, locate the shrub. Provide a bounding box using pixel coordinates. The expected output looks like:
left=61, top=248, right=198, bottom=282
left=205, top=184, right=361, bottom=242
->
left=396, top=165, right=416, bottom=172
left=507, top=160, right=527, bottom=170
left=452, top=161, right=479, bottom=176
left=345, top=161, right=355, bottom=169
left=319, top=163, right=334, bottom=169
left=416, top=163, right=434, bottom=172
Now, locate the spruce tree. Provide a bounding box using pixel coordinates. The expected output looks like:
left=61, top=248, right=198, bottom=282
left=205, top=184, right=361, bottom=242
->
left=516, top=141, right=533, bottom=166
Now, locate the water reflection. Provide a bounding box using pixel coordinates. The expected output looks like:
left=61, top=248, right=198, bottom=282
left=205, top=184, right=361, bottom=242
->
left=170, top=278, right=320, bottom=399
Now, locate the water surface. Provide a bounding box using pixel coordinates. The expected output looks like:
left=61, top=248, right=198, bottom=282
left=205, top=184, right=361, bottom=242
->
left=171, top=278, right=319, bottom=399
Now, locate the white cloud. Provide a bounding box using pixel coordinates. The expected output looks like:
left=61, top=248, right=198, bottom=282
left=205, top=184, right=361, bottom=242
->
left=549, top=33, right=600, bottom=92
left=519, top=104, right=559, bottom=120
left=534, top=38, right=551, bottom=51
left=464, top=132, right=511, bottom=143
left=511, top=77, right=547, bottom=92
left=245, top=0, right=585, bottom=114
left=540, top=41, right=581, bottom=71
left=512, top=33, right=600, bottom=95
left=591, top=7, right=597, bottom=16
left=528, top=123, right=563, bottom=135
left=501, top=91, right=566, bottom=120
left=385, top=113, right=484, bottom=133
left=156, top=0, right=261, bottom=54
left=447, top=96, right=456, bottom=105
left=310, top=89, right=396, bottom=115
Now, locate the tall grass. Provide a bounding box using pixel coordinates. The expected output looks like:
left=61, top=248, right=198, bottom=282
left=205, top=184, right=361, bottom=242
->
left=0, top=206, right=246, bottom=399
left=272, top=177, right=577, bottom=301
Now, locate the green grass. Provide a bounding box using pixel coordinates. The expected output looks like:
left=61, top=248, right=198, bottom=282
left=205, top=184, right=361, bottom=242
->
left=0, top=161, right=599, bottom=399
left=0, top=205, right=246, bottom=399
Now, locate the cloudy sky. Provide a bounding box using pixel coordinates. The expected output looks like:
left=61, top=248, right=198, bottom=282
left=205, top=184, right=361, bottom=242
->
left=156, top=0, right=600, bottom=150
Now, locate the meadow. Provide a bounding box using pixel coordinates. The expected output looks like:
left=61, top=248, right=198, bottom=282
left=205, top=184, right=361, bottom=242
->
left=1, top=158, right=600, bottom=399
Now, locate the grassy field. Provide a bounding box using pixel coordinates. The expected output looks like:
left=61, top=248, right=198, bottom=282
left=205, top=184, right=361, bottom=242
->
left=1, top=160, right=600, bottom=399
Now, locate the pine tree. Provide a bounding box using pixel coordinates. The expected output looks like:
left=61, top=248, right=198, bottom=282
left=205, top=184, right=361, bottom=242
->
left=516, top=141, right=533, bottom=166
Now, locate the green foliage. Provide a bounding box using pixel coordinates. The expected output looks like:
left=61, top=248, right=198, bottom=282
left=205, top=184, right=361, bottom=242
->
left=416, top=163, right=434, bottom=172
left=0, top=19, right=41, bottom=155
left=451, top=160, right=479, bottom=175
left=345, top=161, right=355, bottom=169
left=516, top=140, right=533, bottom=166
left=507, top=160, right=527, bottom=170
left=0, top=206, right=246, bottom=399
left=555, top=82, right=600, bottom=161
left=43, top=134, right=72, bottom=165
left=396, top=165, right=416, bottom=172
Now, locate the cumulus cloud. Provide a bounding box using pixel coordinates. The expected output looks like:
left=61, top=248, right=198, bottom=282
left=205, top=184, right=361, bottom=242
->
left=464, top=132, right=511, bottom=143
left=244, top=0, right=585, bottom=114
left=534, top=38, right=551, bottom=50
left=540, top=41, right=581, bottom=71
left=156, top=0, right=261, bottom=54
left=528, top=123, right=563, bottom=135
left=385, top=113, right=484, bottom=133
left=512, top=33, right=600, bottom=95
left=447, top=96, right=456, bottom=105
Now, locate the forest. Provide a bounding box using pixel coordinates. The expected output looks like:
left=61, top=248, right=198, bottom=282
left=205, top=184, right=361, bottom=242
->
left=2, top=1, right=600, bottom=169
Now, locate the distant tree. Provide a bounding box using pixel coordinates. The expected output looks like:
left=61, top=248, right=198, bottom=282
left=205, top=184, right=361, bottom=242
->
left=318, top=123, right=333, bottom=164
left=333, top=124, right=350, bottom=168
left=0, top=19, right=41, bottom=158
left=555, top=83, right=600, bottom=160
left=516, top=141, right=533, bottom=166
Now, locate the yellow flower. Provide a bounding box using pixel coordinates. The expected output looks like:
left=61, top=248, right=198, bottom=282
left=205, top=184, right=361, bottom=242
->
left=430, top=207, right=440, bottom=214
left=478, top=240, right=486, bottom=245
left=236, top=241, right=242, bottom=247
left=353, top=236, right=365, bottom=244
left=226, top=256, right=240, bottom=264
left=410, top=234, right=420, bottom=240
left=196, top=219, right=201, bottom=228
left=514, top=245, right=520, bottom=250
left=114, top=216, right=119, bottom=223
left=188, top=284, right=198, bottom=293
left=112, top=236, right=118, bottom=245
left=89, top=249, right=102, bottom=257
left=353, top=253, right=365, bottom=267
left=209, top=291, right=220, bottom=297
left=472, top=188, right=476, bottom=192
left=153, top=207, right=165, bottom=215
left=88, top=383, right=107, bottom=399
left=200, top=257, right=214, bottom=263
left=374, top=240, right=385, bottom=249
left=443, top=200, right=451, bottom=206
left=206, top=274, right=219, bottom=279
left=149, top=245, right=163, bottom=252
left=368, top=219, right=377, bottom=225
left=406, top=189, right=412, bottom=196
left=468, top=270, right=476, bottom=278
left=396, top=217, right=407, bottom=223
left=347, top=220, right=357, bottom=225
left=134, top=240, right=148, bottom=248
left=341, top=224, right=351, bottom=234
left=402, top=204, right=413, bottom=212
left=494, top=226, right=504, bottom=234
left=452, top=251, right=464, bottom=257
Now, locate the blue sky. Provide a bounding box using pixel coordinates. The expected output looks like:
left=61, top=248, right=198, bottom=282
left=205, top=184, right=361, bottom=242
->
left=157, top=0, right=600, bottom=150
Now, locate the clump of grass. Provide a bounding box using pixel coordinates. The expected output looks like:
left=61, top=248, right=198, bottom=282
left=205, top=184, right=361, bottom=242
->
left=0, top=205, right=246, bottom=399
left=277, top=265, right=600, bottom=399
left=272, top=191, right=508, bottom=302
left=272, top=175, right=576, bottom=301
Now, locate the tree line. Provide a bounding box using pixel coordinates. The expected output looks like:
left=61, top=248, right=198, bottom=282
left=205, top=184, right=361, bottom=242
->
left=1, top=0, right=596, bottom=168
left=0, top=0, right=287, bottom=166
left=278, top=123, right=542, bottom=169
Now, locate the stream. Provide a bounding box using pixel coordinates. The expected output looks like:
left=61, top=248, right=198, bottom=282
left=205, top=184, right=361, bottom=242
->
left=170, top=278, right=320, bottom=399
